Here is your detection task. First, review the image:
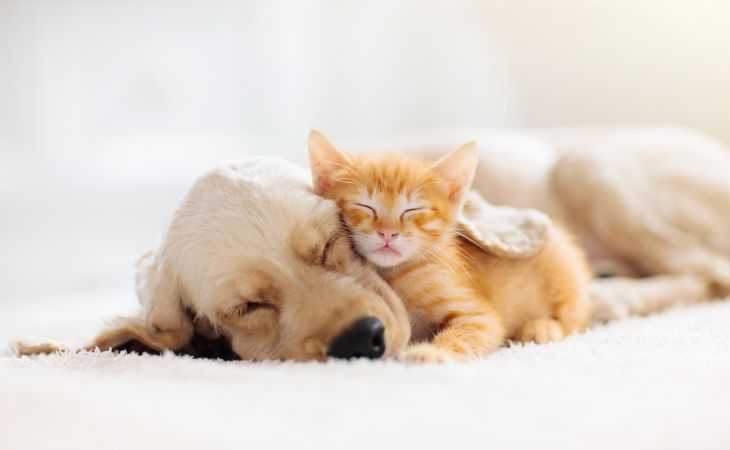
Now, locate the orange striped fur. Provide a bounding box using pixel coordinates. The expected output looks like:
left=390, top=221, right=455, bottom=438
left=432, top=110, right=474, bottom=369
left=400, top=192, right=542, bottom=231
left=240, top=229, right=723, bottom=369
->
left=309, top=130, right=591, bottom=362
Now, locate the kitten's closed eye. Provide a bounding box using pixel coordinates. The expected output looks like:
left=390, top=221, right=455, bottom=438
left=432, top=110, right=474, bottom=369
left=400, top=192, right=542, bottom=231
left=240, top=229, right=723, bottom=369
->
left=354, top=203, right=378, bottom=218
left=401, top=207, right=428, bottom=219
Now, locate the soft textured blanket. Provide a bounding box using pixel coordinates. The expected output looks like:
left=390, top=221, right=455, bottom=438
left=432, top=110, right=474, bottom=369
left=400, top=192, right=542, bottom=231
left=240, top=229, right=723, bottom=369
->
left=1, top=289, right=729, bottom=450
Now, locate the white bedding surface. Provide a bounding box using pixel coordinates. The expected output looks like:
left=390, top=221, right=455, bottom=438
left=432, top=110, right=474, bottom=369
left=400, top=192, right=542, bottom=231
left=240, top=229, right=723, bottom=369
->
left=2, top=290, right=729, bottom=450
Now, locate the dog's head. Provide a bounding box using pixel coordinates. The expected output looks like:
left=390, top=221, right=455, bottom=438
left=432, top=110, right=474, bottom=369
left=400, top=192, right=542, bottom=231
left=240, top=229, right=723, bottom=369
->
left=173, top=158, right=411, bottom=361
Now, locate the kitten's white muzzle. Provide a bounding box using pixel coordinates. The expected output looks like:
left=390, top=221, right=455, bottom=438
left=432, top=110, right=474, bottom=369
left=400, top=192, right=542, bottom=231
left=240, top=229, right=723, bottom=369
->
left=356, top=233, right=416, bottom=267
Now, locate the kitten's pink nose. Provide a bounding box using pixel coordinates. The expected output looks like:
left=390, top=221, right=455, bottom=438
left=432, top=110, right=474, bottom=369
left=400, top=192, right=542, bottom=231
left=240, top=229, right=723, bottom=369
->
left=377, top=230, right=399, bottom=243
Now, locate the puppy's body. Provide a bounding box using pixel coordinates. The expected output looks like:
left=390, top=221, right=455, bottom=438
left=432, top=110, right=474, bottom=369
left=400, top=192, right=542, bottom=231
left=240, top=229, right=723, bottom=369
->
left=349, top=126, right=730, bottom=319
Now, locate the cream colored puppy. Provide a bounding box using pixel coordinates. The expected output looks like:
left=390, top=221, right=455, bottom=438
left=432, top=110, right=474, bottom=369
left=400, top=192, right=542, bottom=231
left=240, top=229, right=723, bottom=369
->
left=19, top=157, right=411, bottom=361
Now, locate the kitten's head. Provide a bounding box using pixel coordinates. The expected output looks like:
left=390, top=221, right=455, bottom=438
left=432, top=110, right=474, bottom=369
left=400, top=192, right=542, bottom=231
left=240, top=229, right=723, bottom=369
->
left=308, top=130, right=478, bottom=268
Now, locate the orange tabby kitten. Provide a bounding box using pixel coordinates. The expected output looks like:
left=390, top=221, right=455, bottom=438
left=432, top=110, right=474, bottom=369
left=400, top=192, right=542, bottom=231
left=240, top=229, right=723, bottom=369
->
left=308, top=130, right=591, bottom=362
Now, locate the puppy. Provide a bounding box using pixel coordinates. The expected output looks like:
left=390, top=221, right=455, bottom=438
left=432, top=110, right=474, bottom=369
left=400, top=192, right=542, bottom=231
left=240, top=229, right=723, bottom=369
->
left=18, top=157, right=411, bottom=361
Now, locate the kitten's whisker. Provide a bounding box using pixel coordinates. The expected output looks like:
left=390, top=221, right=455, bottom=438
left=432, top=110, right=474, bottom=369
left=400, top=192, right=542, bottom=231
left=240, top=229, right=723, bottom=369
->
left=449, top=237, right=481, bottom=268
left=418, top=243, right=479, bottom=284
left=414, top=248, right=441, bottom=276
left=417, top=246, right=461, bottom=277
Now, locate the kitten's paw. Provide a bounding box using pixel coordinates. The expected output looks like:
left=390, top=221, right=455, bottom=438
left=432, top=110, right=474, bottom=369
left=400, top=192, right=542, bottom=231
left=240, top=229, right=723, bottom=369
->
left=516, top=319, right=564, bottom=344
left=400, top=343, right=454, bottom=364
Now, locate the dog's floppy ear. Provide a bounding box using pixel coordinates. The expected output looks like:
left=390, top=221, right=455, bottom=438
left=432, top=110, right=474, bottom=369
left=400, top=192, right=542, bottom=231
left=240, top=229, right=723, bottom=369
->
left=308, top=129, right=352, bottom=195
left=457, top=190, right=551, bottom=258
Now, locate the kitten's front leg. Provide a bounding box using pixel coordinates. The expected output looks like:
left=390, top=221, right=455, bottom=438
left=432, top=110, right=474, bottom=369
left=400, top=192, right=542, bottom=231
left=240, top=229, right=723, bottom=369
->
left=401, top=342, right=455, bottom=363
left=401, top=301, right=506, bottom=363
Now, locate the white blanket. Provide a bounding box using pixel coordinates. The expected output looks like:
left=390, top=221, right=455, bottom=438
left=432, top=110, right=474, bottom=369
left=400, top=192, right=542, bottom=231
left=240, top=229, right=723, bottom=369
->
left=2, top=289, right=729, bottom=450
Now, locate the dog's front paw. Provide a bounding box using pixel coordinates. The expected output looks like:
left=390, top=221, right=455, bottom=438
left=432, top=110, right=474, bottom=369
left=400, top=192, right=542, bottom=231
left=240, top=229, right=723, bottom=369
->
left=400, top=343, right=454, bottom=364
left=292, top=226, right=327, bottom=264
left=291, top=225, right=351, bottom=270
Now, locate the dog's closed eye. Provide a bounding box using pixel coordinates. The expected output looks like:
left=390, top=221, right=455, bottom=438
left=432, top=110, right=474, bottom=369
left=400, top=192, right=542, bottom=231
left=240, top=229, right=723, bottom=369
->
left=245, top=301, right=276, bottom=313
left=225, top=301, right=277, bottom=320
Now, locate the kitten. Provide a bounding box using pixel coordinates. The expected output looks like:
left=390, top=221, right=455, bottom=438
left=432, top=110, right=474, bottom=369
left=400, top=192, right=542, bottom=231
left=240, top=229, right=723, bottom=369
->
left=308, top=130, right=591, bottom=362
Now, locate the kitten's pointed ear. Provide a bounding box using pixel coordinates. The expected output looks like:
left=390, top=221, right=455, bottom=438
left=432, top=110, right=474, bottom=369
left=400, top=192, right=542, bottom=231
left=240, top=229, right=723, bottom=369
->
left=308, top=129, right=352, bottom=195
left=430, top=141, right=478, bottom=205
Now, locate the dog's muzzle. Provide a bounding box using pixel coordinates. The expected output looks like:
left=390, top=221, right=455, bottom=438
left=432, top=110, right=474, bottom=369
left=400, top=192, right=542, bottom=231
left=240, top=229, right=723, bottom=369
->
left=327, top=316, right=386, bottom=360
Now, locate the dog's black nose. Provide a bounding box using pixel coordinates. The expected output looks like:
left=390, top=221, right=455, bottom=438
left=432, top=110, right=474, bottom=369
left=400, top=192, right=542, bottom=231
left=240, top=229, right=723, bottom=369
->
left=328, top=316, right=386, bottom=360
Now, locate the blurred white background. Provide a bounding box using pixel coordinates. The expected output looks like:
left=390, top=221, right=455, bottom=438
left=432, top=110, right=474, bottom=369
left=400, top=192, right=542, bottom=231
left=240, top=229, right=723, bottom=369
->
left=1, top=0, right=729, bottom=303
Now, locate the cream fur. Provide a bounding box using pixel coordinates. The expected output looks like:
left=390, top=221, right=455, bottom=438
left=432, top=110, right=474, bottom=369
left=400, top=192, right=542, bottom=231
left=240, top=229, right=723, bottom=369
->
left=18, top=157, right=411, bottom=361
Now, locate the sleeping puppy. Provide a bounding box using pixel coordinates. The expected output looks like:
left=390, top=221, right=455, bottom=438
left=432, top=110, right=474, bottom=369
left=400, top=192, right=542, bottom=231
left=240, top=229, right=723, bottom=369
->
left=18, top=158, right=411, bottom=361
